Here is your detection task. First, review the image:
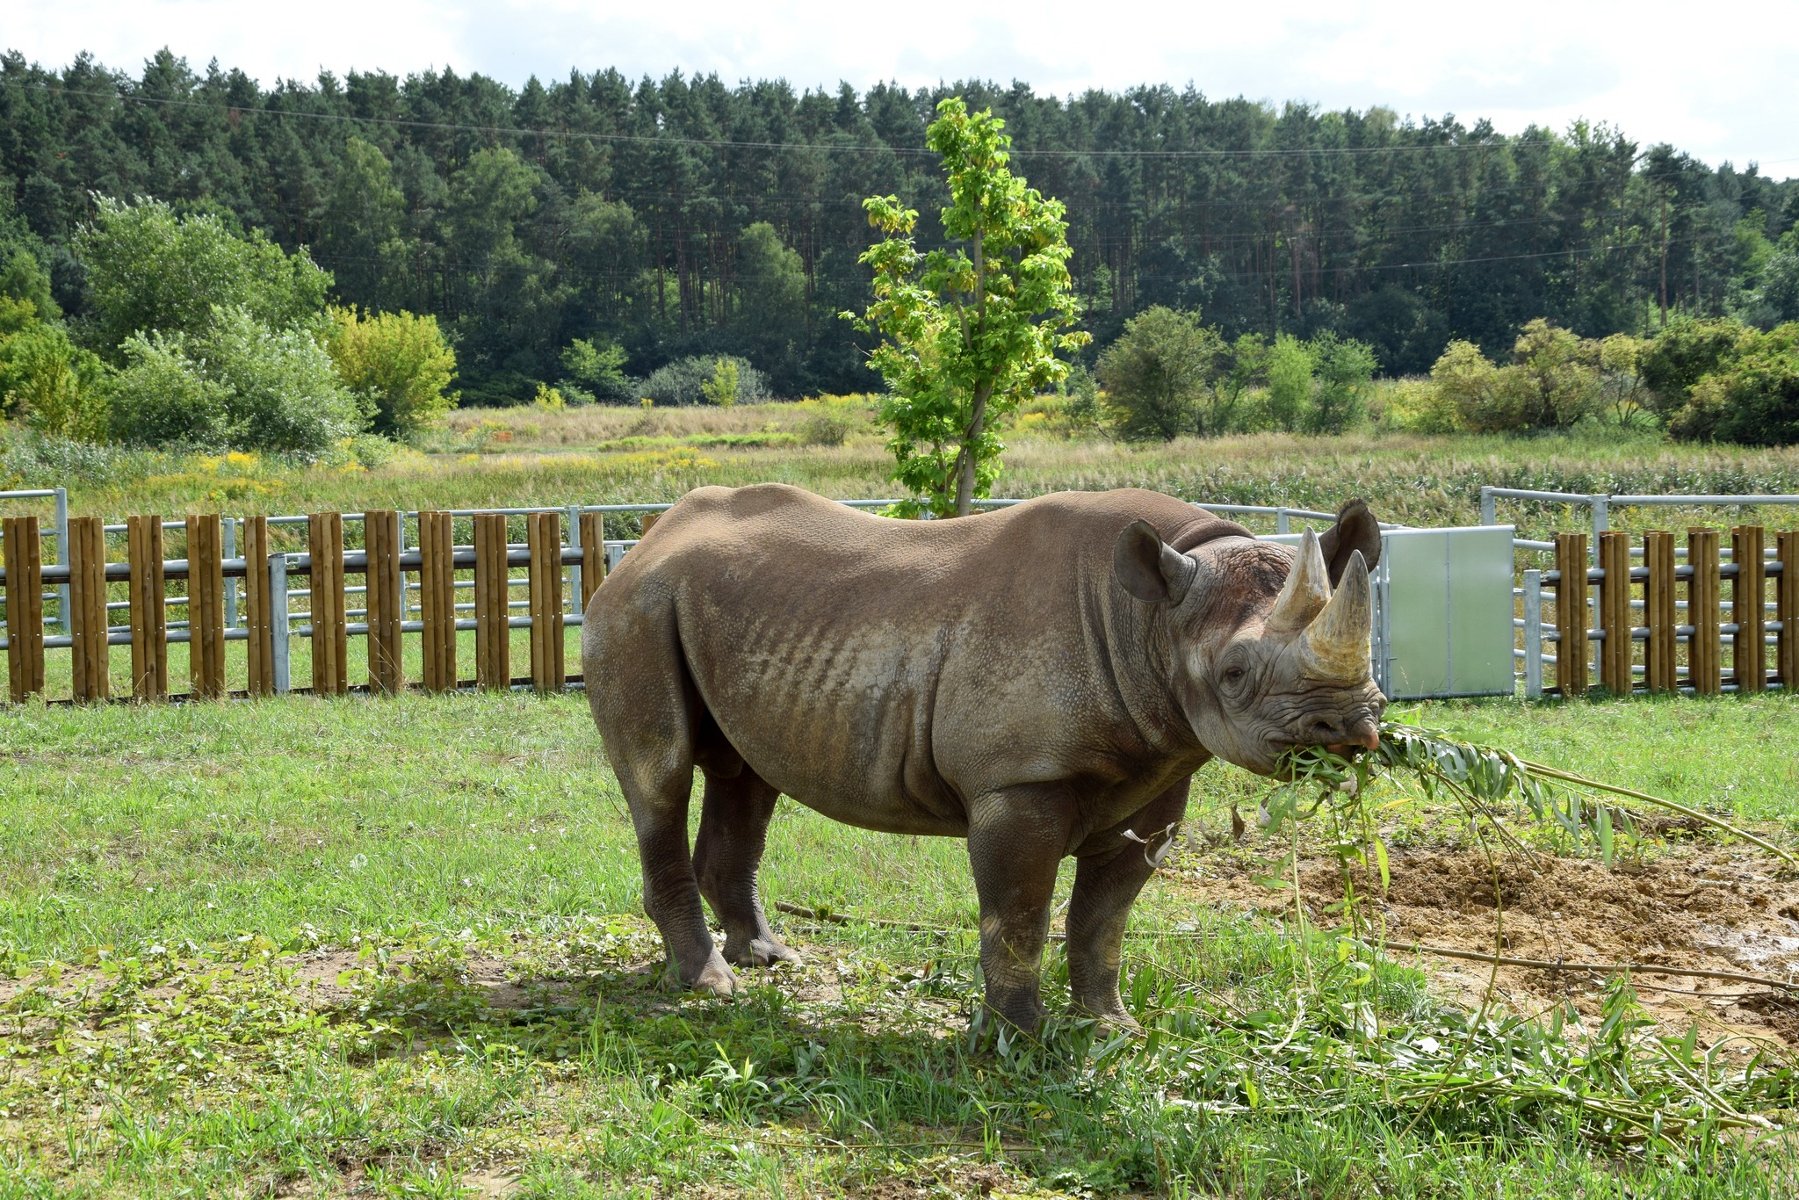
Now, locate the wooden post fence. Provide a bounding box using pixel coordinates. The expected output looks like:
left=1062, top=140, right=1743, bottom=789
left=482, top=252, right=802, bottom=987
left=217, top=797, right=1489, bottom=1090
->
left=242, top=516, right=274, bottom=697
left=15, top=507, right=1794, bottom=708
left=127, top=514, right=168, bottom=700
left=67, top=516, right=109, bottom=703
left=1554, top=532, right=1588, bottom=696
left=309, top=512, right=348, bottom=695
left=418, top=511, right=457, bottom=692
left=527, top=512, right=565, bottom=693
left=365, top=509, right=404, bottom=695
left=473, top=513, right=510, bottom=690
left=1544, top=524, right=1795, bottom=698
left=1781, top=530, right=1799, bottom=691
left=1687, top=528, right=1721, bottom=696
left=187, top=514, right=226, bottom=699
left=1733, top=525, right=1766, bottom=692
left=4, top=515, right=45, bottom=701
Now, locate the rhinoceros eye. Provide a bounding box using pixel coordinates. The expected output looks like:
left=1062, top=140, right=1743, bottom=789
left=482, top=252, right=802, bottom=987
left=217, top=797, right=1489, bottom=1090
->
left=1222, top=665, right=1247, bottom=686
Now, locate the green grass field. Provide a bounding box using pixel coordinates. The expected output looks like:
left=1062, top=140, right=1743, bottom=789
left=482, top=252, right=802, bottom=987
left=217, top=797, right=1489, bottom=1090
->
left=3, top=690, right=1798, bottom=1198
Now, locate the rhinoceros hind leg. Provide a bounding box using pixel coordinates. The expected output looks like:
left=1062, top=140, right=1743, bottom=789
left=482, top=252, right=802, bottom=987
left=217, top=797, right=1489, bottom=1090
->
left=694, top=769, right=802, bottom=970
left=1065, top=779, right=1192, bottom=1030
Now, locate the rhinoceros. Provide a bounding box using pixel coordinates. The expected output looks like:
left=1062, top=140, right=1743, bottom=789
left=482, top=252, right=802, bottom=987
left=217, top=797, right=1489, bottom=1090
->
left=583, top=483, right=1384, bottom=1031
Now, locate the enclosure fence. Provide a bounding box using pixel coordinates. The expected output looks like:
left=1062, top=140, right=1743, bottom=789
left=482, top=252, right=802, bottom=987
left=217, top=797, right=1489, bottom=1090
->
left=0, top=496, right=1355, bottom=705
left=5, top=493, right=1793, bottom=705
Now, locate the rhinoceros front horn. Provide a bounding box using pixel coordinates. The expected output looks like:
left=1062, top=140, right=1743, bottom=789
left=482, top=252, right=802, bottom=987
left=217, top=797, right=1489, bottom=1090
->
left=1300, top=549, right=1373, bottom=680
left=1265, top=528, right=1332, bottom=635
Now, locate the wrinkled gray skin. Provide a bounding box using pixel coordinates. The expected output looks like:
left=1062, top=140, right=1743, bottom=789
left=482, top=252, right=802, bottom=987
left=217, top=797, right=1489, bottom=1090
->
left=584, top=483, right=1385, bottom=1032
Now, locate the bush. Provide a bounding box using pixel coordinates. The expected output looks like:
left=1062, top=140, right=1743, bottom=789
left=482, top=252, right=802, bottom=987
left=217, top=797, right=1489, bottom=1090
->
left=1263, top=335, right=1313, bottom=432
left=1375, top=377, right=1461, bottom=434
left=0, top=317, right=109, bottom=441
left=1096, top=306, right=1220, bottom=440
left=794, top=394, right=870, bottom=446
left=110, top=307, right=366, bottom=459
left=326, top=306, right=457, bottom=439
left=1668, top=323, right=1799, bottom=445
left=1305, top=331, right=1377, bottom=434
left=641, top=355, right=769, bottom=406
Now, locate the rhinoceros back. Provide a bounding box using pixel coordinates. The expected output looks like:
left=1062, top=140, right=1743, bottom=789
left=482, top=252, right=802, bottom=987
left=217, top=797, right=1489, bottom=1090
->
left=583, top=484, right=1248, bottom=834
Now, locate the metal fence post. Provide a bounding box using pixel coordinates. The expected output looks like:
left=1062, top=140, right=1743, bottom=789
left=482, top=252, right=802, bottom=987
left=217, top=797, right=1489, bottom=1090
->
left=223, top=516, right=239, bottom=631
left=1590, top=495, right=1609, bottom=560
left=54, top=486, right=70, bottom=636
left=565, top=504, right=582, bottom=616
left=1522, top=568, right=1543, bottom=698
left=271, top=552, right=293, bottom=694
left=1479, top=486, right=1496, bottom=527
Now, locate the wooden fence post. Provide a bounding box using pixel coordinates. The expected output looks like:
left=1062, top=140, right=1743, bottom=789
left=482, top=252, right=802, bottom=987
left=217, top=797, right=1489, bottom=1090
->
left=1778, top=529, right=1798, bottom=691
left=1597, top=531, right=1633, bottom=694
left=1687, top=528, right=1721, bottom=695
left=187, top=515, right=226, bottom=699
left=242, top=517, right=273, bottom=697
left=68, top=516, right=110, bottom=703
left=418, top=511, right=457, bottom=692
left=473, top=513, right=510, bottom=690
left=4, top=515, right=46, bottom=702
left=1732, top=526, right=1766, bottom=692
left=528, top=512, right=565, bottom=693
left=128, top=515, right=168, bottom=700
left=640, top=512, right=659, bottom=538
left=365, top=510, right=403, bottom=695
left=578, top=511, right=606, bottom=613
left=309, top=512, right=347, bottom=695
left=1554, top=532, right=1588, bottom=696
left=1643, top=531, right=1676, bottom=694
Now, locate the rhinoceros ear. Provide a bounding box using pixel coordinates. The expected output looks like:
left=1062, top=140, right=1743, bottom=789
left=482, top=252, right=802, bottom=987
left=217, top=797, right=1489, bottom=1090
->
left=1114, top=519, right=1197, bottom=605
left=1319, top=498, right=1382, bottom=582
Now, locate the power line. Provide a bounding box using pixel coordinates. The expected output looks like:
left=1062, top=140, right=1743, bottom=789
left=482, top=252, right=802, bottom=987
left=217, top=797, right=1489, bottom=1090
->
left=3, top=76, right=1597, bottom=163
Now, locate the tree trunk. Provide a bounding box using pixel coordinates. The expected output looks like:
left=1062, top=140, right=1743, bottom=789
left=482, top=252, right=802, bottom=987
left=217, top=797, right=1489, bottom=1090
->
left=956, top=380, right=991, bottom=518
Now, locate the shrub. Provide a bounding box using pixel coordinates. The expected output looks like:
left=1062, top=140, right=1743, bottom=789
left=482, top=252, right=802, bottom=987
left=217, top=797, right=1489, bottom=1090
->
left=794, top=394, right=870, bottom=446
left=325, top=306, right=457, bottom=439
left=559, top=336, right=635, bottom=402
left=1096, top=306, right=1219, bottom=440
left=110, top=307, right=366, bottom=459
left=1305, top=331, right=1377, bottom=434
left=1263, top=334, right=1313, bottom=432
left=641, top=355, right=770, bottom=406
left=1375, top=377, right=1460, bottom=434
left=1668, top=323, right=1799, bottom=445
left=0, top=318, right=109, bottom=441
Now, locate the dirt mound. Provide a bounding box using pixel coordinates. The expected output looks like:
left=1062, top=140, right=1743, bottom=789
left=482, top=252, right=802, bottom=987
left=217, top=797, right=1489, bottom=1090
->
left=1178, top=844, right=1799, bottom=1053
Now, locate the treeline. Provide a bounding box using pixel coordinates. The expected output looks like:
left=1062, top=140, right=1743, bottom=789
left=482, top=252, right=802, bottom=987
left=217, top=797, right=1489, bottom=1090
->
left=3, top=48, right=1799, bottom=405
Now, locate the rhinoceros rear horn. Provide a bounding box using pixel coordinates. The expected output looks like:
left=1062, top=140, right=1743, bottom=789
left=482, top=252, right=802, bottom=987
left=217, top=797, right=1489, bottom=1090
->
left=1300, top=549, right=1373, bottom=679
left=1265, top=529, right=1332, bottom=634
left=1114, top=520, right=1197, bottom=605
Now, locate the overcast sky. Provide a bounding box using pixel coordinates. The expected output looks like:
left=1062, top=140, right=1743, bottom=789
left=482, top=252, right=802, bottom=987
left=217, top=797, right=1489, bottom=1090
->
left=10, top=0, right=1797, bottom=179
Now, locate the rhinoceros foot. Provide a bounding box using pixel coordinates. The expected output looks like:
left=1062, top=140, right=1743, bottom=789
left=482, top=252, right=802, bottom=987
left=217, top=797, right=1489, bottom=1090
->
left=725, top=936, right=803, bottom=970
left=674, top=951, right=740, bottom=997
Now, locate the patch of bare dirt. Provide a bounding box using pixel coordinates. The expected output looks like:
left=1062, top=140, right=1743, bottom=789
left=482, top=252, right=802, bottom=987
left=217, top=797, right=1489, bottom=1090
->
left=1177, top=844, right=1799, bottom=1053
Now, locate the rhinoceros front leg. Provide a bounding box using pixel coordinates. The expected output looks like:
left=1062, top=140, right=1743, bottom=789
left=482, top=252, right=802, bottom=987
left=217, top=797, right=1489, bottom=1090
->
left=966, top=789, right=1077, bottom=1033
left=693, top=769, right=802, bottom=970
left=1065, top=778, right=1192, bottom=1029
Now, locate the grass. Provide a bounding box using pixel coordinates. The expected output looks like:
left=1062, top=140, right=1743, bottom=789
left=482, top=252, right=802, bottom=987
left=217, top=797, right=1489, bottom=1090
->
left=4, top=690, right=1799, bottom=1196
